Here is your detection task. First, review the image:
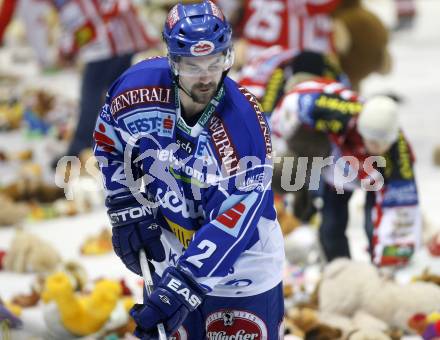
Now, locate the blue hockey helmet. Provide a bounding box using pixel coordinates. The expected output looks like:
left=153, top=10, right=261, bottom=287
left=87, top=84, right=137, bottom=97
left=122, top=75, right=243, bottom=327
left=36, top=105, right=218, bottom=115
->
left=163, top=1, right=233, bottom=61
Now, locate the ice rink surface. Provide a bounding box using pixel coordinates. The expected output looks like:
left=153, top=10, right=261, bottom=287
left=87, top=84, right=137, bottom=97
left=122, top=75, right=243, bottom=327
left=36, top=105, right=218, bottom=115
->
left=0, top=0, right=439, bottom=338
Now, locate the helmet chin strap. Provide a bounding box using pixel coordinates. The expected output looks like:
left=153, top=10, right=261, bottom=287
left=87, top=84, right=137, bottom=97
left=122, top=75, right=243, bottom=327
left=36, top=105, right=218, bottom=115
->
left=176, top=76, right=195, bottom=100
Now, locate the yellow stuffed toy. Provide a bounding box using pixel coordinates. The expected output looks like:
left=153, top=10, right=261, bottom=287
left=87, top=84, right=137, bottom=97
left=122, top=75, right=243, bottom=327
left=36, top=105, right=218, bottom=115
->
left=42, top=272, right=134, bottom=336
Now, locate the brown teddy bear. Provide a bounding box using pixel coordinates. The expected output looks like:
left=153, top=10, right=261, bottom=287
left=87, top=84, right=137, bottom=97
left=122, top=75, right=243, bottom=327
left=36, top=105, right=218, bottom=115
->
left=332, top=0, right=392, bottom=91
left=285, top=307, right=343, bottom=339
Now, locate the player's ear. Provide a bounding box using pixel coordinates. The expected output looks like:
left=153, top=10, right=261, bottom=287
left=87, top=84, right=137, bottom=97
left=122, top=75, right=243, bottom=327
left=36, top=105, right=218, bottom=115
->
left=224, top=47, right=235, bottom=71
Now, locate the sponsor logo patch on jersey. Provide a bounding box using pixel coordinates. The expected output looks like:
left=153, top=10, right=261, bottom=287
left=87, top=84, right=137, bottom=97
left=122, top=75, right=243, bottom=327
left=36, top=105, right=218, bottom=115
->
left=211, top=192, right=259, bottom=237
left=238, top=173, right=266, bottom=192
left=123, top=111, right=175, bottom=137
left=382, top=180, right=418, bottom=207
left=190, top=41, right=215, bottom=56
left=315, top=94, right=362, bottom=115
left=195, top=133, right=214, bottom=166
left=155, top=187, right=205, bottom=223
left=158, top=112, right=176, bottom=137
left=239, top=87, right=272, bottom=157
left=176, top=133, right=195, bottom=154
left=216, top=203, right=245, bottom=229
left=206, top=310, right=267, bottom=340
left=209, top=116, right=239, bottom=174
left=123, top=111, right=159, bottom=135
left=110, top=87, right=171, bottom=116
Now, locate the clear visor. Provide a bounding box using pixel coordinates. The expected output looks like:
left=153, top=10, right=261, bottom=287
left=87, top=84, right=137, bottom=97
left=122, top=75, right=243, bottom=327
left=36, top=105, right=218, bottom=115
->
left=172, top=49, right=234, bottom=77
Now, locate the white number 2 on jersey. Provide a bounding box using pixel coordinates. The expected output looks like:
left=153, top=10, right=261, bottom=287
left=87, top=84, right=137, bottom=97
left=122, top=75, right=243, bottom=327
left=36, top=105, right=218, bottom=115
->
left=186, top=240, right=217, bottom=268
left=244, top=0, right=285, bottom=43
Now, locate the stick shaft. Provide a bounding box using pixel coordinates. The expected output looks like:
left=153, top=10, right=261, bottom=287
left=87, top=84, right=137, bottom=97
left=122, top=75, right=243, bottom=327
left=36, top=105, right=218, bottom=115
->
left=139, top=249, right=167, bottom=340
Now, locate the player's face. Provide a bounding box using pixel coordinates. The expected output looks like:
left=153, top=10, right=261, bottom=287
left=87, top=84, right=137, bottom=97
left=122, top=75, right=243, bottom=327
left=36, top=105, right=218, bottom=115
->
left=177, top=53, right=225, bottom=104
left=364, top=139, right=392, bottom=155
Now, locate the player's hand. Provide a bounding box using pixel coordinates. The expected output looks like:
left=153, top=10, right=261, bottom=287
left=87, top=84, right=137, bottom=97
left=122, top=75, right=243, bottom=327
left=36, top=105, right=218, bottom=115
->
left=106, top=194, right=166, bottom=275
left=130, top=266, right=206, bottom=339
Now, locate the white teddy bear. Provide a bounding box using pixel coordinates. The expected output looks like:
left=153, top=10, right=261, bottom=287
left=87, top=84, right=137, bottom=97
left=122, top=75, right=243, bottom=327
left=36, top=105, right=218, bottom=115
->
left=319, top=258, right=440, bottom=332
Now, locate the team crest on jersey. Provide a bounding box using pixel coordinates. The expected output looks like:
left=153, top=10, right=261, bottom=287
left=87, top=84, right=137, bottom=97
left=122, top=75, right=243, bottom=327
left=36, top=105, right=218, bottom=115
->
left=206, top=310, right=267, bottom=340
left=190, top=41, right=215, bottom=56
left=222, top=311, right=235, bottom=326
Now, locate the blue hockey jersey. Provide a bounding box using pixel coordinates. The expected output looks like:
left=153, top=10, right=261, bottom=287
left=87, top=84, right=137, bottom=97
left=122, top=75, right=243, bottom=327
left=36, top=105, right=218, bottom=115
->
left=94, top=57, right=284, bottom=297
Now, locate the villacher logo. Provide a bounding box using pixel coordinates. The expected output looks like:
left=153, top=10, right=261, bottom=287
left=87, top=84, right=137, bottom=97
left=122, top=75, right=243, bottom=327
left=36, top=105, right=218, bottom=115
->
left=206, top=310, right=267, bottom=340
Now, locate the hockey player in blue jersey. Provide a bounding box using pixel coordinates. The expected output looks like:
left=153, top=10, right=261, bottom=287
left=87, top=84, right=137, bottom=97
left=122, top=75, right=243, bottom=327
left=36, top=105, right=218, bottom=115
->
left=94, top=1, right=285, bottom=339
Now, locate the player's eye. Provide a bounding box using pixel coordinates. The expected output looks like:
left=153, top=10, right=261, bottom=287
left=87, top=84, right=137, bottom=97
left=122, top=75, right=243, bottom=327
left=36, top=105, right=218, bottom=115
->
left=189, top=65, right=200, bottom=72
left=208, top=64, right=222, bottom=72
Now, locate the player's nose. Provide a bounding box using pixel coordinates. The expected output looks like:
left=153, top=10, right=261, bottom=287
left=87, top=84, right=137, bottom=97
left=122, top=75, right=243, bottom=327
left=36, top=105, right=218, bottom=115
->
left=198, top=74, right=212, bottom=84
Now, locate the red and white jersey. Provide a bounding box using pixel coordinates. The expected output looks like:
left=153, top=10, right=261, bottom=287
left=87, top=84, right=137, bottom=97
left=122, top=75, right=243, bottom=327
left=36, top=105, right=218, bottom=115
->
left=272, top=79, right=421, bottom=266
left=23, top=0, right=158, bottom=64
left=240, top=0, right=340, bottom=60
left=238, top=45, right=298, bottom=100
left=54, top=0, right=158, bottom=62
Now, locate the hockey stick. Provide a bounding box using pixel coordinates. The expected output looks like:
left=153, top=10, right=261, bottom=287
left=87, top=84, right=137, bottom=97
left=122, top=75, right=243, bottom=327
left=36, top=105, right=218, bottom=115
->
left=139, top=249, right=168, bottom=340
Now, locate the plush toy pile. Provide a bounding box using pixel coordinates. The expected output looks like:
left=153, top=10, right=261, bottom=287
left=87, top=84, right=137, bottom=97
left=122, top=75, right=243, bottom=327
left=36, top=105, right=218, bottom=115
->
left=282, top=258, right=440, bottom=339
left=42, top=272, right=135, bottom=338
left=0, top=249, right=139, bottom=339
